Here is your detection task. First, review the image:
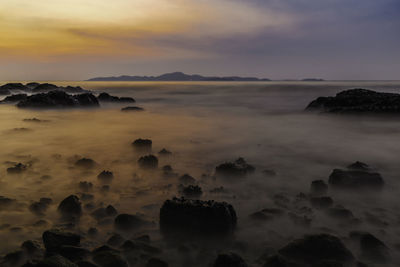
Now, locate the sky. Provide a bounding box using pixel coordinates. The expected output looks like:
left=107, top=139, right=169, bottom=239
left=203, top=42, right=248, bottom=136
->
left=0, top=0, right=399, bottom=80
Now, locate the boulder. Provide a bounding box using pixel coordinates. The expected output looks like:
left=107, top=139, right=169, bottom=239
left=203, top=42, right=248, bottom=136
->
left=138, top=155, right=158, bottom=169
left=278, top=234, right=354, bottom=265
left=0, top=83, right=29, bottom=92
left=159, top=197, right=237, bottom=236
left=35, top=255, right=78, bottom=267
left=58, top=195, right=82, bottom=219
left=213, top=253, right=247, bottom=267
left=17, top=91, right=99, bottom=108
left=42, top=229, right=80, bottom=253
left=352, top=232, right=389, bottom=263
left=306, top=88, right=400, bottom=113
left=114, top=214, right=148, bottom=232
left=215, top=158, right=255, bottom=178
left=121, top=106, right=143, bottom=112
left=91, top=205, right=118, bottom=221
left=97, top=93, right=135, bottom=103
left=328, top=169, right=384, bottom=189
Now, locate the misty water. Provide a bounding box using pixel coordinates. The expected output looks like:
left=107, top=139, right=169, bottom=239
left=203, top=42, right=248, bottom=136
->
left=1, top=81, right=400, bottom=266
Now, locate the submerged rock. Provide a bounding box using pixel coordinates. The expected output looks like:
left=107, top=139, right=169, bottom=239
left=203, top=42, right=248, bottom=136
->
left=58, top=195, right=82, bottom=219
left=278, top=234, right=354, bottom=265
left=310, top=196, right=333, bottom=209
left=75, top=158, right=96, bottom=168
left=179, top=174, right=196, bottom=185
left=92, top=250, right=128, bottom=267
left=97, top=92, right=135, bottom=103
left=79, top=181, right=93, bottom=192
left=42, top=229, right=81, bottom=253
left=310, top=180, right=328, bottom=195
left=36, top=254, right=79, bottom=267
left=91, top=205, right=118, bottom=221
left=213, top=253, right=247, bottom=267
left=132, top=138, right=152, bottom=150
left=350, top=232, right=389, bottom=263
left=306, top=88, right=400, bottom=113
left=250, top=208, right=284, bottom=221
left=97, top=171, right=114, bottom=183
left=121, top=106, right=143, bottom=112
left=328, top=169, right=384, bottom=189
left=215, top=157, right=255, bottom=178
left=181, top=185, right=203, bottom=198
left=138, top=155, right=158, bottom=169
left=114, top=214, right=148, bottom=232
left=159, top=197, right=237, bottom=236
left=7, top=163, right=27, bottom=174
left=347, top=161, right=370, bottom=171
left=158, top=148, right=172, bottom=156
left=17, top=91, right=99, bottom=108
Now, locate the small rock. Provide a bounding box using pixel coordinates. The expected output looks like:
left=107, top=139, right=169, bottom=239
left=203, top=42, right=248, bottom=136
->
left=58, top=195, right=82, bottom=219
left=138, top=155, right=158, bottom=169
left=121, top=106, right=144, bottom=112
left=158, top=149, right=172, bottom=155
left=132, top=139, right=152, bottom=150
left=75, top=158, right=96, bottom=168
left=310, top=196, right=333, bottom=209
left=213, top=253, right=247, bottom=267
left=215, top=157, right=255, bottom=178
left=97, top=171, right=114, bottom=183
left=7, top=163, right=27, bottom=174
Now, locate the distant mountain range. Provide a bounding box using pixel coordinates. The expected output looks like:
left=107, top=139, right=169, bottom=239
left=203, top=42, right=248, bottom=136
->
left=87, top=72, right=272, bottom=82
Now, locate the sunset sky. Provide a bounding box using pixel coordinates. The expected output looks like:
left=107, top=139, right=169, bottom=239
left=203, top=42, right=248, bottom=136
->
left=1, top=0, right=399, bottom=80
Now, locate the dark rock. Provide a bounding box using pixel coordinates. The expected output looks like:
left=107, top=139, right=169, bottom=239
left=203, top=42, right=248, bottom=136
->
left=42, top=229, right=80, bottom=253
left=58, top=195, right=82, bottom=219
left=107, top=234, right=125, bottom=247
left=1, top=83, right=29, bottom=92
left=59, top=246, right=91, bottom=262
left=138, top=155, right=158, bottom=169
left=17, top=91, right=99, bottom=108
left=328, top=169, right=384, bottom=189
left=0, top=196, right=16, bottom=210
left=326, top=207, right=354, bottom=221
left=146, top=258, right=168, bottom=267
left=1, top=93, right=28, bottom=103
left=310, top=196, right=333, bottom=209
left=250, top=208, right=284, bottom=221
left=278, top=234, right=354, bottom=265
left=213, top=253, right=247, bottom=267
left=288, top=212, right=312, bottom=227
left=306, top=88, right=400, bottom=113
left=7, top=163, right=27, bottom=174
left=92, top=250, right=128, bottom=267
left=181, top=185, right=203, bottom=198
left=79, top=181, right=93, bottom=192
left=81, top=193, right=94, bottom=201
left=120, top=240, right=161, bottom=254
left=179, top=174, right=196, bottom=185
left=262, top=254, right=305, bottom=267
left=310, top=180, right=328, bottom=195
left=23, top=118, right=45, bottom=122
left=32, top=83, right=59, bottom=93
left=215, top=157, right=255, bottom=178
left=132, top=138, right=152, bottom=150
left=0, top=88, right=11, bottom=95
left=91, top=205, right=118, bottom=220
left=134, top=234, right=150, bottom=243
left=21, top=240, right=41, bottom=254
left=62, top=86, right=88, bottom=94
left=121, top=106, right=144, bottom=112
left=87, top=227, right=98, bottom=237
left=97, top=92, right=135, bottom=103
left=354, top=232, right=389, bottom=263
left=114, top=214, right=148, bottom=232
left=159, top=197, right=237, bottom=237
left=210, top=186, right=226, bottom=193
left=347, top=161, right=370, bottom=171
left=29, top=201, right=49, bottom=216
left=75, top=158, right=96, bottom=168
left=158, top=149, right=171, bottom=155
left=97, top=171, right=114, bottom=183
left=76, top=261, right=98, bottom=267
left=3, top=250, right=25, bottom=266
left=26, top=82, right=40, bottom=89
left=36, top=255, right=78, bottom=267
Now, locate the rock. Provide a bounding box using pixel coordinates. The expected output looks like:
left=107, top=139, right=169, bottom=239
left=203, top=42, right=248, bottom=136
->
left=138, top=155, right=158, bottom=169
left=179, top=174, right=196, bottom=185
left=159, top=197, right=237, bottom=236
left=353, top=232, right=389, bottom=263
left=1, top=83, right=30, bottom=92
left=76, top=261, right=98, bottom=267
left=36, top=255, right=78, bottom=267
left=7, top=163, right=27, bottom=174
left=81, top=193, right=94, bottom=201
left=132, top=138, right=152, bottom=150
left=3, top=250, right=25, bottom=266
left=288, top=212, right=312, bottom=227
left=328, top=169, right=384, bottom=189
left=347, top=161, right=370, bottom=171
left=0, top=88, right=11, bottom=95
left=158, top=149, right=172, bottom=155
left=79, top=181, right=93, bottom=192
left=87, top=227, right=98, bottom=237
left=278, top=234, right=354, bottom=265
left=326, top=207, right=354, bottom=221
left=58, top=195, right=82, bottom=219
left=42, top=229, right=80, bottom=253
left=0, top=196, right=17, bottom=210
left=29, top=201, right=49, bottom=216
left=32, top=83, right=59, bottom=93
left=114, top=214, right=148, bottom=232
left=310, top=196, right=333, bottom=209
left=17, top=91, right=99, bottom=108
left=310, top=180, right=328, bottom=195
left=91, top=205, right=118, bottom=221
left=97, top=93, right=135, bottom=103
left=262, top=169, right=276, bottom=177
left=213, top=253, right=247, bottom=267
left=75, top=158, right=96, bottom=168
left=107, top=234, right=125, bottom=247
left=21, top=240, right=41, bottom=254
left=1, top=93, right=28, bottom=103
left=181, top=185, right=203, bottom=198
left=23, top=118, right=46, bottom=122
left=215, top=157, right=255, bottom=178
left=59, top=246, right=91, bottom=262
left=120, top=240, right=161, bottom=254
left=306, top=88, right=400, bottom=113
left=61, top=86, right=88, bottom=94
left=146, top=258, right=168, bottom=267
left=26, top=82, right=40, bottom=89
left=121, top=106, right=143, bottom=112
left=250, top=208, right=284, bottom=221
left=263, top=254, right=305, bottom=267
left=92, top=250, right=128, bottom=267
left=97, top=171, right=114, bottom=183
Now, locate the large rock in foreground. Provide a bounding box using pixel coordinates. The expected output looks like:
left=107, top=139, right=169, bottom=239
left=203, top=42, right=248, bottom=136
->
left=159, top=197, right=237, bottom=237
left=278, top=234, right=354, bottom=265
left=306, top=88, right=400, bottom=113
left=17, top=90, right=99, bottom=108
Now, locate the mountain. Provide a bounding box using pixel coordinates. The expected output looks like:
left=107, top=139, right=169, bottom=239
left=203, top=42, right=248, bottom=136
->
left=87, top=72, right=270, bottom=82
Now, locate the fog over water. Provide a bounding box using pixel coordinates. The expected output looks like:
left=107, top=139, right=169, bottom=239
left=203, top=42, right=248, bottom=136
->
left=1, top=81, right=400, bottom=266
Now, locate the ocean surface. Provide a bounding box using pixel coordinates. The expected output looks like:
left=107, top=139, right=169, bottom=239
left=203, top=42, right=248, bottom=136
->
left=1, top=81, right=400, bottom=266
